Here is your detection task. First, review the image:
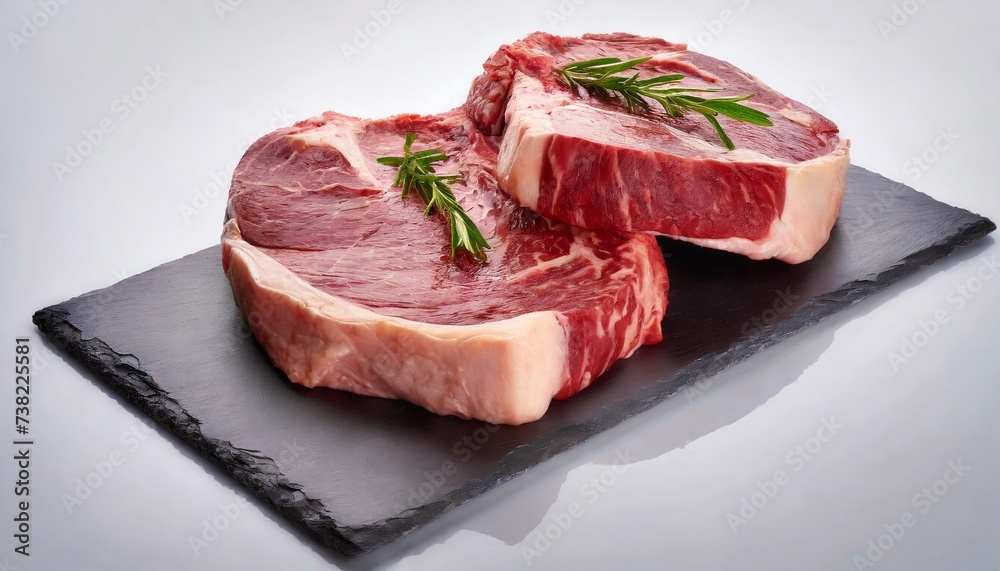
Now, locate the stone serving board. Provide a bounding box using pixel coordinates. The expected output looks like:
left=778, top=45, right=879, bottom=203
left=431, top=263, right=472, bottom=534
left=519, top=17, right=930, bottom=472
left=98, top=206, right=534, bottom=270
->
left=32, top=165, right=995, bottom=557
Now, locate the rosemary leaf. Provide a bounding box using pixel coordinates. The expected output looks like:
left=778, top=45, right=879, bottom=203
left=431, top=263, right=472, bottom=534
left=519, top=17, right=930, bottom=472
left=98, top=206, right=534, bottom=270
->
left=376, top=134, right=490, bottom=262
left=556, top=57, right=773, bottom=150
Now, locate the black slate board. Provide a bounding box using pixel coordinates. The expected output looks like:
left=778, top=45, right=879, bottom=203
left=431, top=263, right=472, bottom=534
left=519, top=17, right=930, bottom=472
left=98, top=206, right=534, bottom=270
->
left=33, top=166, right=995, bottom=558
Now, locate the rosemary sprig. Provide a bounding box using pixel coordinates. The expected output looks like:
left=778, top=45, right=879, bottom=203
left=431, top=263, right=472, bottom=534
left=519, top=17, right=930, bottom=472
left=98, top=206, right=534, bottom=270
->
left=376, top=133, right=490, bottom=262
left=555, top=56, right=773, bottom=150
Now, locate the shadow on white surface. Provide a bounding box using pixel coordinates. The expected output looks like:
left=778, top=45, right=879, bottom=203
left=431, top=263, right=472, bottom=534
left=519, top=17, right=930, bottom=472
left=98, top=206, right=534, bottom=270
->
left=344, top=236, right=996, bottom=569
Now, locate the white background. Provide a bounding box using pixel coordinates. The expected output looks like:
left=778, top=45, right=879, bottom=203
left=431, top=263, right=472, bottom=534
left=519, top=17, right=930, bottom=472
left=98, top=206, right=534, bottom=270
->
left=2, top=1, right=999, bottom=570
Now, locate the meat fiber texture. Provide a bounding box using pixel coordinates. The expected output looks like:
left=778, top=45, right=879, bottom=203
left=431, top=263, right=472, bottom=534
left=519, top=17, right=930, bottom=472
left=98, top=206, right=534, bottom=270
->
left=467, top=32, right=850, bottom=263
left=222, top=109, right=667, bottom=425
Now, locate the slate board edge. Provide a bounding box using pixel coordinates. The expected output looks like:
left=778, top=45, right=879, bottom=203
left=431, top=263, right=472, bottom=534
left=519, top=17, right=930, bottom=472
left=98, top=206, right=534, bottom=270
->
left=407, top=206, right=999, bottom=551
left=30, top=190, right=997, bottom=558
left=655, top=209, right=998, bottom=403
left=30, top=306, right=370, bottom=559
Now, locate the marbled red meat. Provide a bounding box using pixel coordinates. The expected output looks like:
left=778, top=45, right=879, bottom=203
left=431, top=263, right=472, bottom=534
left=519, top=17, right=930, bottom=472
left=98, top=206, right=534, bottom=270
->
left=222, top=109, right=667, bottom=424
left=467, top=32, right=850, bottom=263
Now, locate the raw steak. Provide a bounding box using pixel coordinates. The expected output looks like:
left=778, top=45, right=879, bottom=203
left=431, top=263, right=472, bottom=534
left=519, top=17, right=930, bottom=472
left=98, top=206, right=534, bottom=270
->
left=467, top=32, right=850, bottom=263
left=222, top=109, right=667, bottom=425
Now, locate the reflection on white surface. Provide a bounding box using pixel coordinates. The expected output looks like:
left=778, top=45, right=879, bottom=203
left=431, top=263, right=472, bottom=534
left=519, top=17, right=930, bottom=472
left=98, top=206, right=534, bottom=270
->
left=1, top=0, right=998, bottom=569
left=385, top=241, right=1000, bottom=571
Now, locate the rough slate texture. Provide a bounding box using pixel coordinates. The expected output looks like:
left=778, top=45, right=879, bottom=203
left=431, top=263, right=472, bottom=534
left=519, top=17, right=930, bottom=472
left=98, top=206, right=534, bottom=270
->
left=33, top=166, right=995, bottom=557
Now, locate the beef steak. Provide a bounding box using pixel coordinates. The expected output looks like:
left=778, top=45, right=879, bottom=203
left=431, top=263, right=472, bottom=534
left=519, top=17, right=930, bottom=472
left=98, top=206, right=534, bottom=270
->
left=222, top=109, right=667, bottom=425
left=467, top=32, right=850, bottom=263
